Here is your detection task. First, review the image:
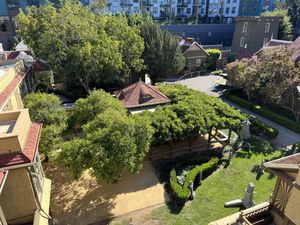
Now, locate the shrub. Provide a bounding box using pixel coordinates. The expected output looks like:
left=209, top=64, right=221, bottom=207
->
left=226, top=94, right=300, bottom=134
left=249, top=116, right=279, bottom=139
left=170, top=157, right=219, bottom=204
left=211, top=70, right=223, bottom=75
left=292, top=142, right=300, bottom=152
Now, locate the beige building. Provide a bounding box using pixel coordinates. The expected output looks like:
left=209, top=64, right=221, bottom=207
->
left=210, top=153, right=300, bottom=225
left=231, top=16, right=282, bottom=55
left=0, top=109, right=51, bottom=225
left=0, top=57, right=36, bottom=112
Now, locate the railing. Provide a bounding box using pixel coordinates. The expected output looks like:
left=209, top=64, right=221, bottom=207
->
left=240, top=202, right=271, bottom=225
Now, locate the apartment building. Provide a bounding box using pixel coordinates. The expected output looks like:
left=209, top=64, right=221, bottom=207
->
left=0, top=109, right=51, bottom=225
left=238, top=0, right=282, bottom=17
left=231, top=16, right=281, bottom=55
left=0, top=54, right=36, bottom=112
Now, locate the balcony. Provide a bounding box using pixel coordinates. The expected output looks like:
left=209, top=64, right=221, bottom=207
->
left=121, top=0, right=133, bottom=6
left=142, top=0, right=153, bottom=6
left=177, top=2, right=189, bottom=7
left=240, top=202, right=274, bottom=225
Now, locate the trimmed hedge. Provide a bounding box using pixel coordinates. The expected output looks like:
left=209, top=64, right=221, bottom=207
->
left=249, top=116, right=279, bottom=139
left=170, top=157, right=219, bottom=204
left=226, top=94, right=300, bottom=134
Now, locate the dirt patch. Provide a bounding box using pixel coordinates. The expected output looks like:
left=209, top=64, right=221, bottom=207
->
left=44, top=161, right=169, bottom=225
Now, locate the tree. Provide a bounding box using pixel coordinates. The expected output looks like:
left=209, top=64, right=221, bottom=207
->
left=227, top=59, right=258, bottom=102
left=17, top=0, right=144, bottom=93
left=261, top=9, right=293, bottom=41
left=24, top=93, right=67, bottom=160
left=207, top=49, right=221, bottom=69
left=69, top=89, right=126, bottom=127
left=140, top=21, right=186, bottom=82
left=60, top=110, right=153, bottom=183
left=286, top=0, right=300, bottom=38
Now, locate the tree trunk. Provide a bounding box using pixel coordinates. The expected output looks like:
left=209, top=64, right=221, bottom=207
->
left=80, top=77, right=91, bottom=94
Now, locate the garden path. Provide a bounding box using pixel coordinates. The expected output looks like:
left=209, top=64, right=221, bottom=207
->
left=44, top=161, right=169, bottom=225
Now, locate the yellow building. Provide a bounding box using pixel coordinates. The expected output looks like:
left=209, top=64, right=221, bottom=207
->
left=0, top=58, right=35, bottom=112
left=0, top=109, right=51, bottom=225
left=209, top=153, right=300, bottom=225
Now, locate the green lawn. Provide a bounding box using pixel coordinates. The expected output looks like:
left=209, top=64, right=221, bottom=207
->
left=151, top=139, right=284, bottom=225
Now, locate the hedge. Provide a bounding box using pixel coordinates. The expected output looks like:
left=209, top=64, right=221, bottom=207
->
left=170, top=157, right=219, bottom=204
left=249, top=116, right=279, bottom=139
left=226, top=94, right=300, bottom=134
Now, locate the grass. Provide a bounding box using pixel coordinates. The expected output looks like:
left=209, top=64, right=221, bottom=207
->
left=150, top=138, right=284, bottom=225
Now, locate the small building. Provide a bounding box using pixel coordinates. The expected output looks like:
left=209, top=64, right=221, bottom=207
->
left=231, top=16, right=282, bottom=55
left=0, top=109, right=51, bottom=225
left=209, top=152, right=300, bottom=225
left=180, top=38, right=209, bottom=72
left=115, top=79, right=171, bottom=114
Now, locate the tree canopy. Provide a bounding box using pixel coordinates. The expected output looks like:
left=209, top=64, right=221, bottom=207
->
left=24, top=93, right=67, bottom=158
left=140, top=21, right=186, bottom=82
left=61, top=90, right=153, bottom=182
left=227, top=46, right=300, bottom=122
left=17, top=0, right=144, bottom=93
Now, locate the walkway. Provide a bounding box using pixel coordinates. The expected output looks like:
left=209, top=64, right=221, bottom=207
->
left=44, top=161, right=169, bottom=225
left=224, top=100, right=300, bottom=148
left=175, top=75, right=300, bottom=148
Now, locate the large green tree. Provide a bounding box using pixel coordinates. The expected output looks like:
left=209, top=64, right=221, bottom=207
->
left=261, top=9, right=293, bottom=41
left=140, top=21, right=186, bottom=82
left=24, top=93, right=67, bottom=160
left=61, top=90, right=153, bottom=182
left=17, top=0, right=144, bottom=93
left=286, top=0, right=300, bottom=38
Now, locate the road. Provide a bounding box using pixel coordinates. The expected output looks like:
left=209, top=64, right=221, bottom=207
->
left=172, top=74, right=300, bottom=148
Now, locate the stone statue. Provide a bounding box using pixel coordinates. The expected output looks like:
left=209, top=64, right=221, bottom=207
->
left=239, top=118, right=251, bottom=141
left=189, top=181, right=195, bottom=200
left=225, top=182, right=256, bottom=208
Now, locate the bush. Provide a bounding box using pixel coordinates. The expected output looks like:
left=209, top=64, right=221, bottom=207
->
left=292, top=142, right=300, bottom=152
left=170, top=157, right=219, bottom=204
left=211, top=70, right=223, bottom=75
left=249, top=116, right=279, bottom=139
left=226, top=94, right=300, bottom=134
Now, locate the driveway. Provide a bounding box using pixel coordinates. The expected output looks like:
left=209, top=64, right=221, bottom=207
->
left=172, top=74, right=300, bottom=148
left=44, top=161, right=169, bottom=225
left=166, top=74, right=225, bottom=97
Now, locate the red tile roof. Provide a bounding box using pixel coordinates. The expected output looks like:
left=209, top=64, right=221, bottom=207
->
left=0, top=123, right=42, bottom=168
left=0, top=68, right=26, bottom=109
left=115, top=81, right=171, bottom=109
left=266, top=39, right=293, bottom=47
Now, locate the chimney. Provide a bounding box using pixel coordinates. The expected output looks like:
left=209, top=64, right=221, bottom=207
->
left=186, top=37, right=195, bottom=44
left=145, top=74, right=151, bottom=85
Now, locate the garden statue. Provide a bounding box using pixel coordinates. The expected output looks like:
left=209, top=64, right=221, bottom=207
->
left=228, top=148, right=234, bottom=165
left=189, top=181, right=195, bottom=200
left=224, top=182, right=255, bottom=208
left=239, top=119, right=251, bottom=141
left=198, top=171, right=203, bottom=185
left=293, top=146, right=299, bottom=154
left=258, top=160, right=265, bottom=175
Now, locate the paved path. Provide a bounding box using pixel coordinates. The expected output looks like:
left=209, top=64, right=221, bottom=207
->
left=175, top=75, right=300, bottom=148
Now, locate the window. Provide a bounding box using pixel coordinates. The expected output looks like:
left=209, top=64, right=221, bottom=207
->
left=226, top=0, right=230, bottom=3
left=7, top=0, right=19, bottom=8
left=242, top=22, right=248, bottom=33
left=153, top=0, right=158, bottom=3
left=223, top=60, right=227, bottom=67
left=263, top=37, right=268, bottom=45
left=153, top=7, right=158, bottom=13
left=231, top=6, right=236, bottom=13
left=200, top=8, right=204, bottom=14
left=196, top=59, right=201, bottom=67
left=240, top=37, right=245, bottom=47
left=233, top=0, right=237, bottom=3
left=133, top=0, right=139, bottom=2
left=187, top=8, right=191, bottom=14
left=0, top=22, right=7, bottom=32
left=187, top=0, right=191, bottom=4
left=265, top=22, right=270, bottom=33
left=133, top=6, right=139, bottom=11
left=201, top=0, right=205, bottom=5
left=225, top=7, right=229, bottom=14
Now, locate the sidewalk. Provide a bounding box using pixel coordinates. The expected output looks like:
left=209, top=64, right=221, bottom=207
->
left=224, top=100, right=300, bottom=148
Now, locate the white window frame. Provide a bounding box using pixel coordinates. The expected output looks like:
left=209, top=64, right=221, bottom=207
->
left=242, top=22, right=248, bottom=33
left=196, top=59, right=201, bottom=67
left=265, top=22, right=270, bottom=33
left=240, top=37, right=245, bottom=47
